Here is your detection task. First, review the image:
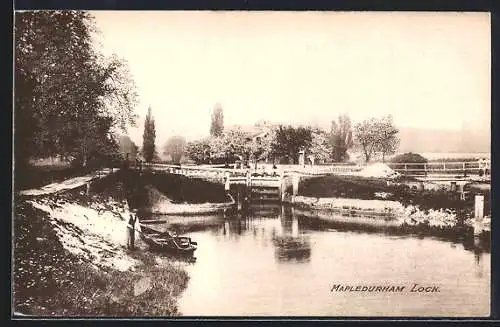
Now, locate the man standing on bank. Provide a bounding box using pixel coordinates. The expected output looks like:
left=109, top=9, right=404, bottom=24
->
left=127, top=210, right=138, bottom=250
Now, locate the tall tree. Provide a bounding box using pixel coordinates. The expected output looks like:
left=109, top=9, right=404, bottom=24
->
left=142, top=106, right=156, bottom=163
left=308, top=130, right=332, bottom=164
left=258, top=128, right=278, bottom=164
left=328, top=114, right=353, bottom=162
left=354, top=115, right=399, bottom=162
left=210, top=103, right=224, bottom=137
left=354, top=118, right=379, bottom=163
left=272, top=125, right=313, bottom=164
left=14, top=10, right=138, bottom=169
left=163, top=136, right=187, bottom=164
left=246, top=129, right=276, bottom=167
left=375, top=115, right=400, bottom=162
left=209, top=127, right=249, bottom=165
left=186, top=139, right=211, bottom=164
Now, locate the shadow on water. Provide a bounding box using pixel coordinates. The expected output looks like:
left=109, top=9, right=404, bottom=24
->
left=215, top=205, right=313, bottom=263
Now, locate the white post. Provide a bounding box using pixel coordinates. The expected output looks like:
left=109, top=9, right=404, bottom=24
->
left=224, top=172, right=231, bottom=192
left=298, top=150, right=305, bottom=167
left=280, top=176, right=285, bottom=202
left=474, top=195, right=484, bottom=219
left=246, top=170, right=251, bottom=187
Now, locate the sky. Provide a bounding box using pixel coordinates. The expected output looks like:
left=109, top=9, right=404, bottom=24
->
left=90, top=11, right=491, bottom=147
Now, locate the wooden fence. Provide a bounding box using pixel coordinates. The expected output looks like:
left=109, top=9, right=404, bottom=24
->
left=144, top=160, right=490, bottom=179
left=387, top=161, right=490, bottom=177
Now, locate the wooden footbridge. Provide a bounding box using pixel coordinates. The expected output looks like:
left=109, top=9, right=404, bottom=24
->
left=143, top=159, right=490, bottom=203
left=144, top=163, right=286, bottom=202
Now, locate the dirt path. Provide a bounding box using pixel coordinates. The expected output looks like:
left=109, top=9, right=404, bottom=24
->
left=19, top=168, right=119, bottom=196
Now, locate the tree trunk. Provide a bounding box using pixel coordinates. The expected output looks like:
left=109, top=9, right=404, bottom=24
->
left=365, top=152, right=370, bottom=163
left=81, top=140, right=87, bottom=168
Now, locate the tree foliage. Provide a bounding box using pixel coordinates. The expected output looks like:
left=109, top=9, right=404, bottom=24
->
left=391, top=152, right=427, bottom=175
left=354, top=115, right=400, bottom=162
left=210, top=103, right=224, bottom=137
left=209, top=127, right=250, bottom=165
left=247, top=129, right=276, bottom=164
left=328, top=114, right=353, bottom=162
left=272, top=125, right=313, bottom=164
left=118, top=135, right=138, bottom=159
left=375, top=115, right=400, bottom=162
left=308, top=130, right=331, bottom=163
left=391, top=152, right=427, bottom=163
left=163, top=136, right=187, bottom=164
left=142, top=106, right=156, bottom=163
left=14, top=10, right=138, bottom=169
left=185, top=139, right=211, bottom=164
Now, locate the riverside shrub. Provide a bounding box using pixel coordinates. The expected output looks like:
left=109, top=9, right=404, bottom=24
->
left=391, top=152, right=428, bottom=176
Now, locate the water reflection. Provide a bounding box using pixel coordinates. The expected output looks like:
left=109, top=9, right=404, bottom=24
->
left=293, top=210, right=491, bottom=255
left=171, top=204, right=490, bottom=316
left=144, top=203, right=489, bottom=263
left=273, top=235, right=311, bottom=263
left=273, top=205, right=311, bottom=263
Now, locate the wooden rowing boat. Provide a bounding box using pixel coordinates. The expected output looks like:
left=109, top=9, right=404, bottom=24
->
left=139, top=224, right=198, bottom=254
left=148, top=194, right=236, bottom=215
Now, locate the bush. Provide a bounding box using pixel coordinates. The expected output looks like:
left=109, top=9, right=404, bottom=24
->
left=391, top=152, right=428, bottom=164
left=390, top=152, right=428, bottom=175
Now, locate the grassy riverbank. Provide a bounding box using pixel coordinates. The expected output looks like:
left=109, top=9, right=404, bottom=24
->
left=13, top=175, right=190, bottom=316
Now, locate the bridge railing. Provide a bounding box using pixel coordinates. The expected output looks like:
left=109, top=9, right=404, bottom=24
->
left=387, top=161, right=490, bottom=177
left=144, top=163, right=249, bottom=178
left=144, top=160, right=490, bottom=179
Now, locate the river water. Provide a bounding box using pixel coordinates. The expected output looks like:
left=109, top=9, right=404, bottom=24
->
left=152, top=205, right=490, bottom=317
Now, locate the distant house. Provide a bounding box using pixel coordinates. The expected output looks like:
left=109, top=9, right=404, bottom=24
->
left=251, top=129, right=272, bottom=143
left=227, top=121, right=277, bottom=139
left=244, top=122, right=277, bottom=142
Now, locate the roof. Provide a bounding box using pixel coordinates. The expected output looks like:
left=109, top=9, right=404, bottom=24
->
left=225, top=123, right=277, bottom=139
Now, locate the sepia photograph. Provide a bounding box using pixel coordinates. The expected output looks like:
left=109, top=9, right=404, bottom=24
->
left=13, top=10, right=491, bottom=317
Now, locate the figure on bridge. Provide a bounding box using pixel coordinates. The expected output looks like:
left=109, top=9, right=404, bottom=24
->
left=478, top=158, right=490, bottom=178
